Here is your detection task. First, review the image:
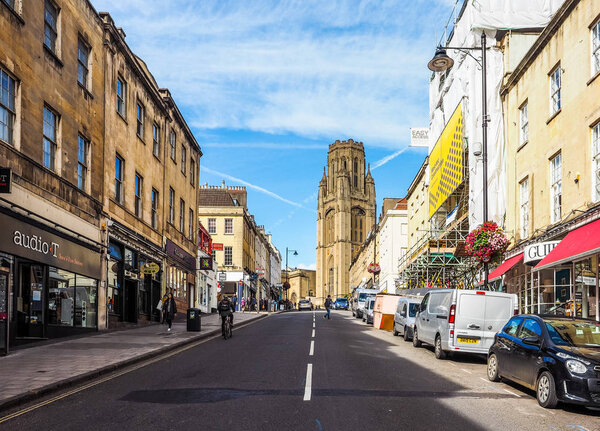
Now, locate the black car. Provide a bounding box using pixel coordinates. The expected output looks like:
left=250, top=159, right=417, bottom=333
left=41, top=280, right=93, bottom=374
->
left=487, top=315, right=600, bottom=409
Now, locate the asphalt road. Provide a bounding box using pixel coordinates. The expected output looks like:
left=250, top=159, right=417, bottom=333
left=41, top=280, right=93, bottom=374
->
left=1, top=311, right=599, bottom=431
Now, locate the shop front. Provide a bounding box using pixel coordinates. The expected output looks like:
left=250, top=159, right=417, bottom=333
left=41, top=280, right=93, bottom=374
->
left=0, top=210, right=102, bottom=349
left=502, top=218, right=600, bottom=320
left=165, top=239, right=196, bottom=311
left=107, top=223, right=164, bottom=328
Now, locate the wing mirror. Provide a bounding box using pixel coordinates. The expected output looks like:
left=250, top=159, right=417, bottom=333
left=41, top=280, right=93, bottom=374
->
left=522, top=336, right=541, bottom=346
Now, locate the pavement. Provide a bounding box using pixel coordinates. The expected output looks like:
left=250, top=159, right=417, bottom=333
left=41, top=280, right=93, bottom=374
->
left=0, top=310, right=268, bottom=412
left=1, top=310, right=599, bottom=430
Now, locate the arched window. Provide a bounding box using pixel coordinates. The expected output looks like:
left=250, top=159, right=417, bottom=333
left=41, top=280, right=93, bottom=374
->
left=351, top=207, right=365, bottom=244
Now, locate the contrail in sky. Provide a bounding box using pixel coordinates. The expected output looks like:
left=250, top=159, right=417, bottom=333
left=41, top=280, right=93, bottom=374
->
left=371, top=147, right=410, bottom=170
left=201, top=166, right=304, bottom=208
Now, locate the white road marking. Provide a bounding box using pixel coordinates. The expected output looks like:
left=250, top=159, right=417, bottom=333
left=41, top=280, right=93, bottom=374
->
left=312, top=329, right=315, bottom=338
left=460, top=368, right=472, bottom=374
left=309, top=340, right=314, bottom=356
left=479, top=377, right=488, bottom=383
left=303, top=363, right=313, bottom=401
left=313, top=322, right=315, bottom=328
left=448, top=362, right=457, bottom=367
left=503, top=388, right=521, bottom=398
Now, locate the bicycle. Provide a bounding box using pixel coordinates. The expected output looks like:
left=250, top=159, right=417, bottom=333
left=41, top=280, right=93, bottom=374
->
left=223, top=314, right=233, bottom=340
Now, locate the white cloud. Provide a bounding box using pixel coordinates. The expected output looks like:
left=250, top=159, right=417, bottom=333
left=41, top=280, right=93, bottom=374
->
left=297, top=263, right=317, bottom=271
left=92, top=0, right=455, bottom=149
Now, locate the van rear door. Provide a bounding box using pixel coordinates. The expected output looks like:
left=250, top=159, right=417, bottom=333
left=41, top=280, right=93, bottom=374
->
left=454, top=292, right=486, bottom=348
left=481, top=293, right=515, bottom=351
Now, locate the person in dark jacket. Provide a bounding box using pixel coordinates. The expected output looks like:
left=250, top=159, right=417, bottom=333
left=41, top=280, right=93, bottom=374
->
left=324, top=295, right=333, bottom=320
left=163, top=292, right=177, bottom=331
left=217, top=295, right=235, bottom=335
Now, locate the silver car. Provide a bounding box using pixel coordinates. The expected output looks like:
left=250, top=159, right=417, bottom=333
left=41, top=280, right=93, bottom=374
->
left=393, top=297, right=421, bottom=341
left=298, top=299, right=312, bottom=311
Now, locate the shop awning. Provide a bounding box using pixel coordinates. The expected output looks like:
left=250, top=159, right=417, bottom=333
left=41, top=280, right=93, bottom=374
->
left=535, top=218, right=600, bottom=270
left=488, top=253, right=524, bottom=282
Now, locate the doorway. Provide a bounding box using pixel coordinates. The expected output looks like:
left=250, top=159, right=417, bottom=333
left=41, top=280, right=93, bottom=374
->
left=123, top=279, right=138, bottom=323
left=16, top=262, right=45, bottom=338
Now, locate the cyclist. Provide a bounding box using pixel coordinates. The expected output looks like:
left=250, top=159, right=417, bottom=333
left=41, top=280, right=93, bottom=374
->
left=217, top=295, right=235, bottom=336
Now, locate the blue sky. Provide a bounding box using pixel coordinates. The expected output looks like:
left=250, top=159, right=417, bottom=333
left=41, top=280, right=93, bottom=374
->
left=93, top=0, right=457, bottom=269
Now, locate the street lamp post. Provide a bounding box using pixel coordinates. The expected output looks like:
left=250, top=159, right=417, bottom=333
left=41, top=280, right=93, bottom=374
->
left=428, top=32, right=490, bottom=290
left=285, top=247, right=298, bottom=304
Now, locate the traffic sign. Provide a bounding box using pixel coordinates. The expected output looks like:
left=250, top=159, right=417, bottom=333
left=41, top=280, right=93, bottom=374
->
left=141, top=262, right=160, bottom=274
left=256, top=268, right=265, bottom=276
left=219, top=272, right=226, bottom=281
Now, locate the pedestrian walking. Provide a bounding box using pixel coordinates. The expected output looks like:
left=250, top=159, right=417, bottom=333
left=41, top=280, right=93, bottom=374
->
left=163, top=293, right=177, bottom=331
left=241, top=298, right=245, bottom=313
left=324, top=295, right=333, bottom=320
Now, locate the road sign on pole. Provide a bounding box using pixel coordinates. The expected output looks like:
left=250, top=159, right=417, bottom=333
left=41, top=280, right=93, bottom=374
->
left=219, top=272, right=226, bottom=281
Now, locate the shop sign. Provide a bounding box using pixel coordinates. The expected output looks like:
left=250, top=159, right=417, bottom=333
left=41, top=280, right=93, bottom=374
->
left=576, top=276, right=596, bottom=286
left=1, top=212, right=101, bottom=279
left=524, top=241, right=560, bottom=265
left=368, top=263, right=381, bottom=274
left=0, top=168, right=11, bottom=194
left=218, top=272, right=226, bottom=281
left=199, top=257, right=212, bottom=270
left=212, top=243, right=224, bottom=251
left=165, top=238, right=196, bottom=272
left=141, top=262, right=160, bottom=275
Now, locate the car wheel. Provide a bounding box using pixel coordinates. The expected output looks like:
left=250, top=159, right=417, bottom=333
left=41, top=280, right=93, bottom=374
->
left=412, top=328, right=422, bottom=348
left=393, top=324, right=399, bottom=336
left=487, top=353, right=500, bottom=382
left=536, top=371, right=558, bottom=409
left=403, top=327, right=410, bottom=342
left=434, top=335, right=446, bottom=359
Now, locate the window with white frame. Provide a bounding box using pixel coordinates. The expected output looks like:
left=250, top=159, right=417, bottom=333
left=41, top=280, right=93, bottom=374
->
left=44, top=0, right=59, bottom=54
left=224, top=218, right=233, bottom=234
left=520, top=101, right=528, bottom=145
left=134, top=173, right=143, bottom=217
left=116, top=77, right=126, bottom=117
left=550, top=153, right=562, bottom=223
left=77, top=135, right=88, bottom=191
left=592, top=18, right=600, bottom=75
left=519, top=177, right=529, bottom=239
left=179, top=198, right=185, bottom=232
left=550, top=66, right=561, bottom=115
left=593, top=122, right=600, bottom=201
left=136, top=102, right=144, bottom=139
left=77, top=39, right=90, bottom=89
left=0, top=68, right=16, bottom=145
left=170, top=130, right=176, bottom=160
left=208, top=218, right=216, bottom=234
left=152, top=123, right=160, bottom=157
left=43, top=106, right=58, bottom=171
left=224, top=246, right=233, bottom=266
left=188, top=208, right=194, bottom=240
left=168, top=187, right=174, bottom=224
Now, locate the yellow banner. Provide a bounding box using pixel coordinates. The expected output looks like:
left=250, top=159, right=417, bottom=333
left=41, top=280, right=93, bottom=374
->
left=429, top=103, right=464, bottom=218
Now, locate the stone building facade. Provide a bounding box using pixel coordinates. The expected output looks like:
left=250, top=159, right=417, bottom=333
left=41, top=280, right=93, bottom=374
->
left=282, top=268, right=316, bottom=306
left=316, top=139, right=375, bottom=302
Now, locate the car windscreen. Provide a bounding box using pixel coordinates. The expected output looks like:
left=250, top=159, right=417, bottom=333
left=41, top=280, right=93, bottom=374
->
left=336, top=298, right=348, bottom=303
left=299, top=300, right=309, bottom=304
left=409, top=303, right=419, bottom=317
left=358, top=293, right=368, bottom=301
left=545, top=320, right=600, bottom=347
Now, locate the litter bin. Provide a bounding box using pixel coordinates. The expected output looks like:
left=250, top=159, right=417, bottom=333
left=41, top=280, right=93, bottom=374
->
left=187, top=308, right=201, bottom=332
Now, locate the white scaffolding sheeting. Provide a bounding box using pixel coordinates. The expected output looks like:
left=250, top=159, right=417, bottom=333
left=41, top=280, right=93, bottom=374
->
left=428, top=0, right=564, bottom=230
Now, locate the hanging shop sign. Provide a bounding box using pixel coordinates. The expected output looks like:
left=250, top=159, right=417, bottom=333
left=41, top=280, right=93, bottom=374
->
left=0, top=212, right=101, bottom=278
left=199, top=257, right=212, bottom=270
left=141, top=262, right=160, bottom=275
left=212, top=243, right=224, bottom=251
left=524, top=241, right=560, bottom=265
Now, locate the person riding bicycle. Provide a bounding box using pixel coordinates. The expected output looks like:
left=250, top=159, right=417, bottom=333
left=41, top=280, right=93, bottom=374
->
left=218, top=295, right=235, bottom=335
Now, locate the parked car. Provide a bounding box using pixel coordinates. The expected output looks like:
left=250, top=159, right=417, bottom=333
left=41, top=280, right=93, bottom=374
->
left=412, top=289, right=518, bottom=360
left=487, top=315, right=600, bottom=409
left=393, top=297, right=421, bottom=341
left=298, top=299, right=313, bottom=311
left=363, top=297, right=375, bottom=324
left=335, top=297, right=349, bottom=310
left=352, top=288, right=378, bottom=319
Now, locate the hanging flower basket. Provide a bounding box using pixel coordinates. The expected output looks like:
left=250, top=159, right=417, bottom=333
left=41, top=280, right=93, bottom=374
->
left=465, top=222, right=509, bottom=264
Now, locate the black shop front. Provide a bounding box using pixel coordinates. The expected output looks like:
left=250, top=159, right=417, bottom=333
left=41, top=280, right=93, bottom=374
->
left=0, top=209, right=102, bottom=352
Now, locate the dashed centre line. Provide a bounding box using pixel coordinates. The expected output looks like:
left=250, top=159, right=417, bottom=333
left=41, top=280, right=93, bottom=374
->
left=312, top=329, right=315, bottom=338
left=303, top=363, right=313, bottom=401
left=309, top=340, right=314, bottom=356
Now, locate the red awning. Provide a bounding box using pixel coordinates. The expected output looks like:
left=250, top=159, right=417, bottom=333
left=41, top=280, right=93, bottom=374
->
left=488, top=253, right=524, bottom=282
left=535, top=218, right=600, bottom=270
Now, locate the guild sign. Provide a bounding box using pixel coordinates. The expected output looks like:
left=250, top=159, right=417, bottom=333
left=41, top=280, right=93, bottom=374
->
left=523, top=241, right=560, bottom=265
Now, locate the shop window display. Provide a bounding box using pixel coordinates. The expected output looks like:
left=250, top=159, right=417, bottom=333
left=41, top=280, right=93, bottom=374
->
left=48, top=268, right=75, bottom=326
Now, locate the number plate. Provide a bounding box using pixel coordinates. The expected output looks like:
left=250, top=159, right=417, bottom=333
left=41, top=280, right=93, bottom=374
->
left=457, top=337, right=479, bottom=344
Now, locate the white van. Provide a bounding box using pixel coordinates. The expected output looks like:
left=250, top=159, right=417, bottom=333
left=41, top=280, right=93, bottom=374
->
left=352, top=288, right=379, bottom=319
left=393, top=297, right=422, bottom=341
left=412, top=289, right=518, bottom=359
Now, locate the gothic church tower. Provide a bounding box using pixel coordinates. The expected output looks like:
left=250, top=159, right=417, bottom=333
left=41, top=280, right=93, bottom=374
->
left=316, top=139, right=376, bottom=302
